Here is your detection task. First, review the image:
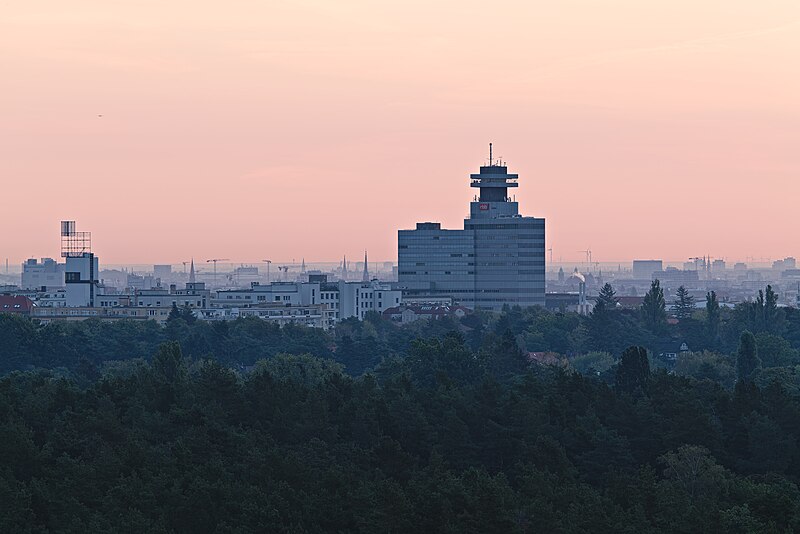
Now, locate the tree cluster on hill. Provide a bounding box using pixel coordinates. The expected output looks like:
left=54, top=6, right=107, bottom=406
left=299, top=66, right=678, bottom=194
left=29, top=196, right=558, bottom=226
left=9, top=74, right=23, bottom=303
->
left=2, top=336, right=800, bottom=531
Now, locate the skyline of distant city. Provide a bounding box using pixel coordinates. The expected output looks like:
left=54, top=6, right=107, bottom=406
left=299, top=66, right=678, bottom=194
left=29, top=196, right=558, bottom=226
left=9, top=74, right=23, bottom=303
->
left=2, top=256, right=798, bottom=275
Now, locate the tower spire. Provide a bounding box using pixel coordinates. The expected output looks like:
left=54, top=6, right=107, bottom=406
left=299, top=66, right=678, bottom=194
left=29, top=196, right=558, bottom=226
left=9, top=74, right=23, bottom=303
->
left=362, top=250, right=369, bottom=282
left=189, top=258, right=196, bottom=283
left=342, top=254, right=348, bottom=280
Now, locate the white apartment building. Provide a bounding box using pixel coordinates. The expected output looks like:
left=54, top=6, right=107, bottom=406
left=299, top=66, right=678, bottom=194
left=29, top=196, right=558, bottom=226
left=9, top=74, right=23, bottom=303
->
left=198, top=303, right=334, bottom=330
left=132, top=282, right=211, bottom=308
left=211, top=279, right=402, bottom=322
left=322, top=280, right=402, bottom=321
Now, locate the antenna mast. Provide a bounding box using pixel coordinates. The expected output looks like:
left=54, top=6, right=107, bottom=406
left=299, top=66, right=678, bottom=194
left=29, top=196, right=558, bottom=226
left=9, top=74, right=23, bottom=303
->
left=489, top=142, right=493, bottom=166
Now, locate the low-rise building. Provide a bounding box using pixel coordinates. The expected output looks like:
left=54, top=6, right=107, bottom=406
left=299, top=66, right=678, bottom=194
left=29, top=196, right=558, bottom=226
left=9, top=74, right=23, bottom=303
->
left=0, top=295, right=34, bottom=315
left=31, top=305, right=174, bottom=325
left=198, top=303, right=334, bottom=330
left=382, top=304, right=470, bottom=323
left=211, top=279, right=402, bottom=322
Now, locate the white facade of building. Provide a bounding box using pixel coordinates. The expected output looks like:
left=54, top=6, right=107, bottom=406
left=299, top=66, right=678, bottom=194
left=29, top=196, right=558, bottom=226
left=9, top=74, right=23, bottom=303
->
left=210, top=280, right=402, bottom=322
left=198, top=303, right=334, bottom=329
left=21, top=258, right=65, bottom=289
left=65, top=253, right=99, bottom=307
left=212, top=282, right=320, bottom=308
left=33, top=289, right=68, bottom=307
left=327, top=281, right=402, bottom=321
left=132, top=282, right=211, bottom=308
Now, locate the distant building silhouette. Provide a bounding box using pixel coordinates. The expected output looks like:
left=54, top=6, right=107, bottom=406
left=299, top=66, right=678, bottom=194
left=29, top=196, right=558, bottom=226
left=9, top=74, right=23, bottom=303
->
left=398, top=146, right=545, bottom=310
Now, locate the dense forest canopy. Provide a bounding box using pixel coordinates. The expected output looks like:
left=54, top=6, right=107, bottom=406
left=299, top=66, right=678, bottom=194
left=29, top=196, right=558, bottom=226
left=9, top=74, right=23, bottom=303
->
left=2, top=288, right=800, bottom=532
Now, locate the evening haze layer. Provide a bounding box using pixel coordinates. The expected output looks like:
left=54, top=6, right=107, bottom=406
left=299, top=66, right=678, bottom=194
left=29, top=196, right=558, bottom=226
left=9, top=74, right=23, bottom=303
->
left=1, top=1, right=798, bottom=264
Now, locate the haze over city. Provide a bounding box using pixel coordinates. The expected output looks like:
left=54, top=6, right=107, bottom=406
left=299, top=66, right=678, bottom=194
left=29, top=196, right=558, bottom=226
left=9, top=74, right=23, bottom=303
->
left=2, top=1, right=799, bottom=264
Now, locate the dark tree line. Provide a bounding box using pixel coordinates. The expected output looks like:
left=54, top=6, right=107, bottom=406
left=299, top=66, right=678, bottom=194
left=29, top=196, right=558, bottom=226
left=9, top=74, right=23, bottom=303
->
left=2, top=336, right=800, bottom=532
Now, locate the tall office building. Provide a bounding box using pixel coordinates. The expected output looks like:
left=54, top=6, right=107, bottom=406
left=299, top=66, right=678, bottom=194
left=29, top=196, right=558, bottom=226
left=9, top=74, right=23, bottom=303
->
left=398, top=147, right=545, bottom=310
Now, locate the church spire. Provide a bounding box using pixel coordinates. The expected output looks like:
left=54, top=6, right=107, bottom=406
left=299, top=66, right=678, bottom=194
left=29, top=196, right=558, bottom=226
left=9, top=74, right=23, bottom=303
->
left=189, top=258, right=196, bottom=283
left=342, top=255, right=348, bottom=281
left=362, top=250, right=369, bottom=282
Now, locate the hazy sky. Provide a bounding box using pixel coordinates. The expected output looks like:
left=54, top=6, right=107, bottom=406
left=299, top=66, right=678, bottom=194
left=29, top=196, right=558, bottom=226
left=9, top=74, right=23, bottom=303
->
left=2, top=1, right=798, bottom=264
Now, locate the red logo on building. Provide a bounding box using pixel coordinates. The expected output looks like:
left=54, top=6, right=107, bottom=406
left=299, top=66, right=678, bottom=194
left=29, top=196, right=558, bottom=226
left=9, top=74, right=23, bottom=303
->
left=479, top=203, right=489, bottom=210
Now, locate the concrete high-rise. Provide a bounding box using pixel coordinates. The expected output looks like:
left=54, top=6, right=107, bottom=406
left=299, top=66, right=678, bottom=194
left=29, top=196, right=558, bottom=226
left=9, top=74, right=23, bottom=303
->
left=398, top=146, right=545, bottom=310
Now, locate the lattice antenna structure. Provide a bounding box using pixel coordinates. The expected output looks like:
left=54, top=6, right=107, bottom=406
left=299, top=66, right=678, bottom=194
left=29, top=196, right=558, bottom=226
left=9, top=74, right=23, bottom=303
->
left=60, top=220, right=92, bottom=258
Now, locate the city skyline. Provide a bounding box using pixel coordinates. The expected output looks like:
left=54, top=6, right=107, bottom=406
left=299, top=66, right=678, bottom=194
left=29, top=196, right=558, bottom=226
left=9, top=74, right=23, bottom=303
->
left=3, top=226, right=798, bottom=269
left=2, top=1, right=799, bottom=263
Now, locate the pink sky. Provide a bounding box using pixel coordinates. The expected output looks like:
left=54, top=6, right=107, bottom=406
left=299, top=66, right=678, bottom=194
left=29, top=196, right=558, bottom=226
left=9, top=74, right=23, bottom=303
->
left=1, top=1, right=799, bottom=264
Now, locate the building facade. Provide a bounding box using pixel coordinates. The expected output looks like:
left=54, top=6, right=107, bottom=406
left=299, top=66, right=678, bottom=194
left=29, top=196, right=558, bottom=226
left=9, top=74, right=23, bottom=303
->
left=65, top=253, right=99, bottom=307
left=213, top=279, right=402, bottom=322
left=397, top=150, right=545, bottom=310
left=632, top=260, right=663, bottom=280
left=21, top=258, right=65, bottom=290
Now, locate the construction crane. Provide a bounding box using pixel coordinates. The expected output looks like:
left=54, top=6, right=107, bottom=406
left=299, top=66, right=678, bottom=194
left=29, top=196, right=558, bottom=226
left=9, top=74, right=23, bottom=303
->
left=181, top=261, right=189, bottom=274
left=547, top=248, right=553, bottom=264
left=278, top=265, right=289, bottom=281
left=262, top=259, right=272, bottom=284
left=688, top=256, right=707, bottom=271
left=206, top=259, right=229, bottom=287
left=577, top=249, right=592, bottom=271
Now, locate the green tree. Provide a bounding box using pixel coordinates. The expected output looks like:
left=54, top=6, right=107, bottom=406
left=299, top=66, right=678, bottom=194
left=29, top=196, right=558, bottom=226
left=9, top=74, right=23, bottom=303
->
left=151, top=341, right=188, bottom=411
left=659, top=445, right=727, bottom=501
left=180, top=304, right=198, bottom=325
left=641, top=279, right=666, bottom=333
left=672, top=286, right=695, bottom=321
left=673, top=350, right=736, bottom=389
left=754, top=332, right=798, bottom=368
left=705, top=291, right=720, bottom=344
left=736, top=330, right=761, bottom=382
left=753, top=290, right=766, bottom=332
left=569, top=351, right=615, bottom=375
left=615, top=346, right=650, bottom=394
left=167, top=303, right=182, bottom=322
left=588, top=295, right=613, bottom=353
left=596, top=283, right=618, bottom=309
left=764, top=285, right=780, bottom=333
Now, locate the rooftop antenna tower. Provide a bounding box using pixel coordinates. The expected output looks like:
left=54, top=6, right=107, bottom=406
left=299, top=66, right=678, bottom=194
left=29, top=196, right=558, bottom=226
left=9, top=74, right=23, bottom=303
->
left=489, top=142, right=493, bottom=166
left=60, top=220, right=91, bottom=258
